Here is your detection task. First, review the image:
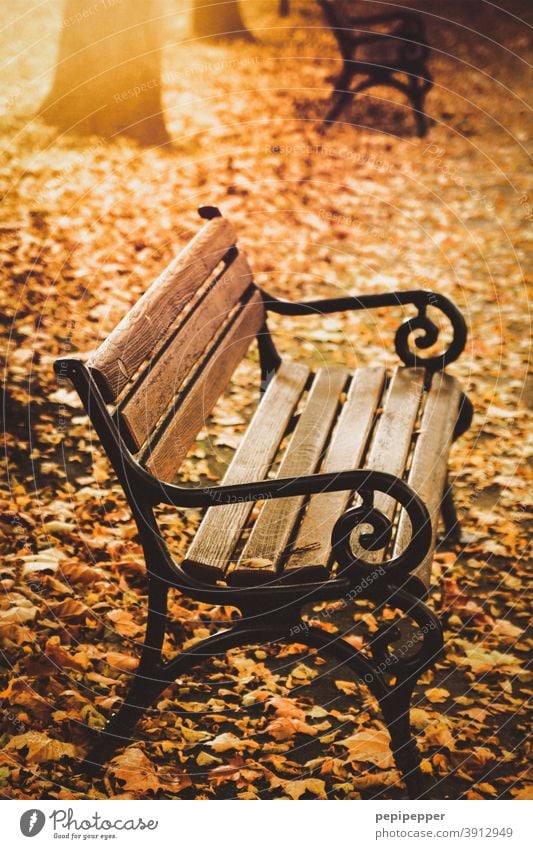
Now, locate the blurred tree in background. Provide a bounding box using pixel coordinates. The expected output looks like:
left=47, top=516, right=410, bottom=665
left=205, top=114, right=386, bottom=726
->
left=40, top=0, right=169, bottom=144
left=192, top=0, right=253, bottom=40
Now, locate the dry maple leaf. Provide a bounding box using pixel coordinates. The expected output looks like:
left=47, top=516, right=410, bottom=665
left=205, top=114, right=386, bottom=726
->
left=492, top=619, right=523, bottom=639
left=290, top=663, right=317, bottom=681
left=104, top=651, right=138, bottom=672
left=425, top=687, right=450, bottom=703
left=45, top=636, right=89, bottom=671
left=0, top=594, right=38, bottom=626
left=271, top=777, right=327, bottom=800
left=106, top=609, right=142, bottom=637
left=0, top=678, right=51, bottom=721
left=208, top=732, right=254, bottom=753
left=266, top=695, right=306, bottom=719
left=351, top=770, right=401, bottom=791
left=5, top=731, right=77, bottom=763
left=512, top=786, right=533, bottom=800
left=423, top=720, right=455, bottom=750
left=109, top=747, right=160, bottom=794
left=264, top=716, right=317, bottom=741
left=457, top=644, right=525, bottom=675
left=457, top=707, right=489, bottom=724
left=335, top=679, right=358, bottom=695
left=335, top=729, right=394, bottom=769
left=48, top=599, right=89, bottom=622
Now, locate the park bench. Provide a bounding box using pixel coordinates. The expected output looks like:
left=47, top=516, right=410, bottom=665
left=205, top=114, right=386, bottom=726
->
left=55, top=206, right=472, bottom=798
left=318, top=1, right=433, bottom=136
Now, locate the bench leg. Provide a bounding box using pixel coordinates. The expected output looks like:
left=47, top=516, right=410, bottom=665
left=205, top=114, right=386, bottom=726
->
left=303, top=619, right=434, bottom=799
left=77, top=591, right=441, bottom=799
left=380, top=677, right=426, bottom=799
left=80, top=576, right=170, bottom=775
left=323, top=73, right=379, bottom=127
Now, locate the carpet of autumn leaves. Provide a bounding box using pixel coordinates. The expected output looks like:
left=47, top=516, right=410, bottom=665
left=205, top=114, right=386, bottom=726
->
left=1, top=1, right=531, bottom=800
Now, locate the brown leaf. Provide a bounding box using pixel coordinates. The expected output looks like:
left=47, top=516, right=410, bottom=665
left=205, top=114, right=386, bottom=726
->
left=49, top=599, right=89, bottom=622
left=0, top=594, right=37, bottom=626
left=45, top=636, right=89, bottom=671
left=104, top=651, right=138, bottom=672
left=106, top=609, right=142, bottom=637
left=109, top=748, right=160, bottom=794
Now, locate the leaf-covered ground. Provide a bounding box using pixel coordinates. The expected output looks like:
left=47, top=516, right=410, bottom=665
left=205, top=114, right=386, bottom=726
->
left=1, top=1, right=531, bottom=800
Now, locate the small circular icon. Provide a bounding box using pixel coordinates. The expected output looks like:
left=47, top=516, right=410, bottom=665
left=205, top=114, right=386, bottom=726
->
left=20, top=810, right=46, bottom=837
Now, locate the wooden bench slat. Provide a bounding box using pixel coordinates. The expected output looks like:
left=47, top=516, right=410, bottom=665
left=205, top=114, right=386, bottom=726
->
left=182, top=360, right=310, bottom=582
left=228, top=367, right=349, bottom=586
left=347, top=367, right=425, bottom=567
left=119, top=252, right=253, bottom=449
left=283, top=366, right=386, bottom=582
left=89, top=217, right=236, bottom=401
left=396, top=372, right=462, bottom=590
left=143, top=290, right=265, bottom=483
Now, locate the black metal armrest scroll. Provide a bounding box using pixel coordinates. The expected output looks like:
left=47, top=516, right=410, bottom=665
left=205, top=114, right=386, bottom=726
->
left=331, top=483, right=432, bottom=587
left=261, top=288, right=467, bottom=372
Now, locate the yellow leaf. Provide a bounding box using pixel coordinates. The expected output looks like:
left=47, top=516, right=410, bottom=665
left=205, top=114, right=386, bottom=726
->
left=106, top=609, right=142, bottom=637
left=291, top=663, right=317, bottom=681
left=208, top=732, right=251, bottom=753
left=425, top=687, right=450, bottom=703
left=477, top=782, right=497, bottom=796
left=196, top=751, right=221, bottom=767
left=265, top=717, right=317, bottom=741
left=424, top=721, right=455, bottom=750
left=335, top=729, right=394, bottom=769
left=6, top=731, right=77, bottom=763
left=109, top=748, right=160, bottom=794
left=282, top=778, right=327, bottom=800
left=512, top=786, right=533, bottom=800
left=180, top=727, right=211, bottom=744
left=335, top=680, right=357, bottom=695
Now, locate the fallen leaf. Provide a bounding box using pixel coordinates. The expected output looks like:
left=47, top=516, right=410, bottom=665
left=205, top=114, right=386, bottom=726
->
left=5, top=732, right=77, bottom=763
left=335, top=729, right=394, bottom=769
left=425, top=687, right=450, bottom=704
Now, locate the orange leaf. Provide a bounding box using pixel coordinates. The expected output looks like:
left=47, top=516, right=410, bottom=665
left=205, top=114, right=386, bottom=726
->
left=335, top=729, right=394, bottom=769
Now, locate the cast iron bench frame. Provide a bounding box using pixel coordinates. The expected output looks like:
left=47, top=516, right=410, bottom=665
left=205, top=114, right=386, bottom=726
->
left=318, top=1, right=433, bottom=136
left=55, top=206, right=472, bottom=798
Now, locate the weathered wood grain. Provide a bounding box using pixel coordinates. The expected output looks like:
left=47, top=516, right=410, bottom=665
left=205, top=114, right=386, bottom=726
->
left=182, top=361, right=310, bottom=582
left=228, top=367, right=349, bottom=586
left=119, top=252, right=253, bottom=448
left=143, top=290, right=265, bottom=484
left=284, top=366, right=386, bottom=582
left=89, top=217, right=236, bottom=401
left=348, top=367, right=425, bottom=566
left=396, top=371, right=462, bottom=589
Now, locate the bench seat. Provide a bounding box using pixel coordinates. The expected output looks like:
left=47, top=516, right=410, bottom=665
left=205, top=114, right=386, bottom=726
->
left=183, top=363, right=462, bottom=591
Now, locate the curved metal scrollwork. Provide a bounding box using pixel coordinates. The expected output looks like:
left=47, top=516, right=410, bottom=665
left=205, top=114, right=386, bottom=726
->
left=368, top=588, right=444, bottom=678
left=331, top=476, right=432, bottom=586
left=260, top=288, right=467, bottom=373
left=394, top=292, right=467, bottom=372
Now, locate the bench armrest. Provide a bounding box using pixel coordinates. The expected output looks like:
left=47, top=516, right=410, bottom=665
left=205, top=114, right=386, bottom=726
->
left=158, top=469, right=432, bottom=584
left=260, top=288, right=467, bottom=371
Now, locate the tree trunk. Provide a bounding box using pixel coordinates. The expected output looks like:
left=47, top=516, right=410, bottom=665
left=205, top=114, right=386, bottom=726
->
left=40, top=0, right=169, bottom=145
left=192, top=0, right=253, bottom=41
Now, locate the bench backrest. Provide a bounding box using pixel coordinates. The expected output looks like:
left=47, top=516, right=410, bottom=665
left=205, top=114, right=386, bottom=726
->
left=87, top=209, right=265, bottom=483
